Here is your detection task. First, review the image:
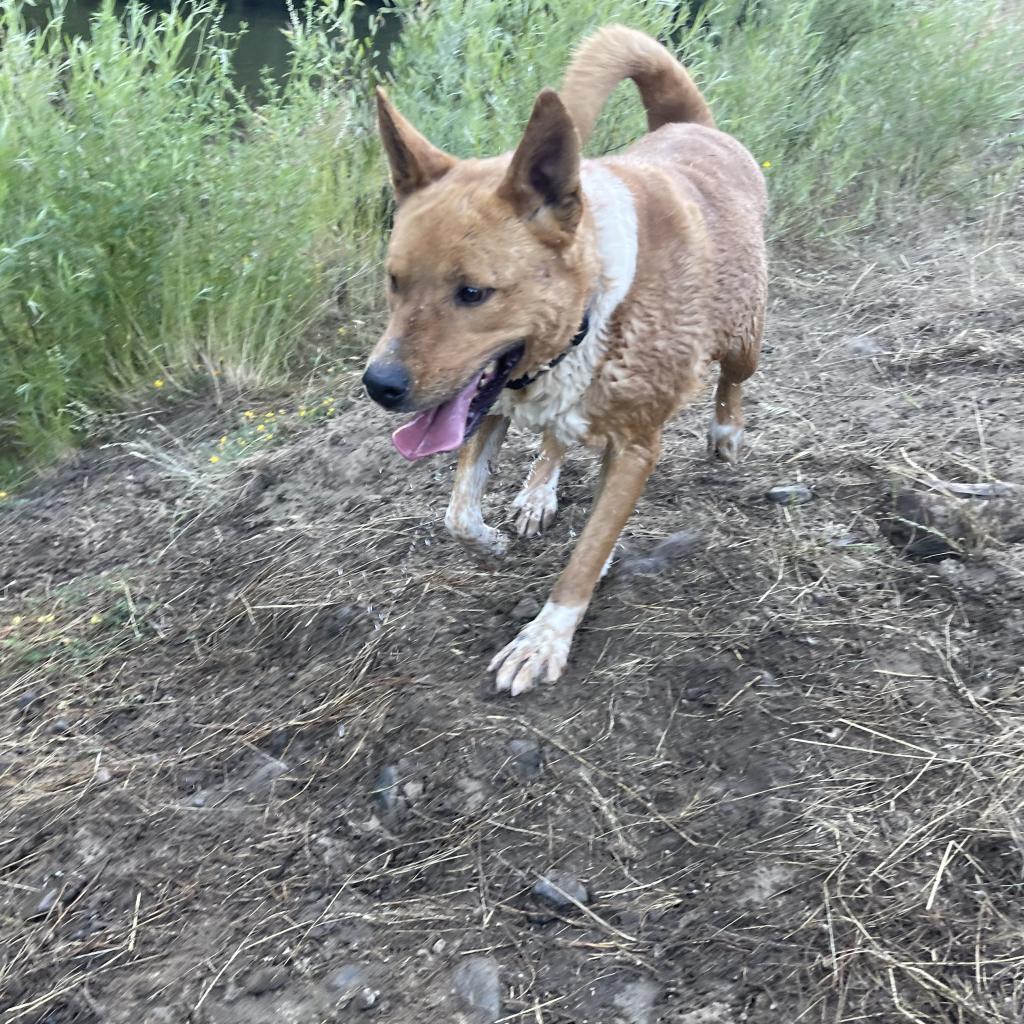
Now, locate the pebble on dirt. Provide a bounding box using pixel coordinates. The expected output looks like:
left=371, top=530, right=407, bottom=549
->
left=508, top=738, right=544, bottom=779
left=613, top=979, right=662, bottom=1024
left=766, top=483, right=813, bottom=505
left=373, top=764, right=400, bottom=811
left=618, top=528, right=702, bottom=575
left=510, top=595, right=541, bottom=621
left=532, top=871, right=589, bottom=910
left=452, top=956, right=502, bottom=1022
left=243, top=965, right=289, bottom=995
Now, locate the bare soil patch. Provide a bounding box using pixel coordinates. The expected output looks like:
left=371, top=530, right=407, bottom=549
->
left=2, top=221, right=1024, bottom=1023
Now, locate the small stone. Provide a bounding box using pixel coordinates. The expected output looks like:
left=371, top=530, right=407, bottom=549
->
left=431, top=938, right=447, bottom=956
left=402, top=780, right=424, bottom=803
left=613, top=979, right=662, bottom=1024
left=16, top=691, right=42, bottom=713
left=243, top=965, right=288, bottom=995
left=36, top=889, right=59, bottom=915
left=533, top=872, right=589, bottom=910
left=326, top=963, right=366, bottom=995
left=189, top=790, right=209, bottom=808
left=93, top=767, right=112, bottom=785
left=454, top=777, right=487, bottom=813
left=266, top=728, right=289, bottom=758
left=49, top=717, right=70, bottom=735
left=244, top=756, right=289, bottom=795
left=620, top=530, right=702, bottom=575
left=508, top=739, right=543, bottom=779
left=356, top=987, right=379, bottom=1010
left=374, top=765, right=400, bottom=811
left=766, top=483, right=813, bottom=505
left=453, top=956, right=501, bottom=1022
left=336, top=722, right=347, bottom=739
left=510, top=596, right=541, bottom=621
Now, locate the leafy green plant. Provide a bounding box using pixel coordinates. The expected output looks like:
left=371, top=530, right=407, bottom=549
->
left=0, top=0, right=1020, bottom=481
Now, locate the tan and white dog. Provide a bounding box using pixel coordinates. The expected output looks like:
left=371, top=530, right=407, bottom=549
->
left=362, top=26, right=766, bottom=696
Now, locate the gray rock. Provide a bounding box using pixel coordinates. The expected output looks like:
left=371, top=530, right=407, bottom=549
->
left=244, top=756, right=289, bottom=795
left=402, top=780, right=425, bottom=803
left=508, top=739, right=543, bottom=779
left=35, top=889, right=59, bottom=915
left=16, top=690, right=42, bottom=713
left=243, top=965, right=288, bottom=995
left=453, top=957, right=501, bottom=1022
left=620, top=529, right=702, bottom=575
left=613, top=979, right=661, bottom=1024
left=533, top=872, right=589, bottom=910
left=356, top=987, right=379, bottom=1010
left=766, top=483, right=813, bottom=505
left=454, top=777, right=487, bottom=813
left=510, top=596, right=541, bottom=621
left=325, top=962, right=366, bottom=995
left=373, top=765, right=400, bottom=811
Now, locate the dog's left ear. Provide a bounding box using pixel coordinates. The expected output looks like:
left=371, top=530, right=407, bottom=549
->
left=498, top=88, right=582, bottom=243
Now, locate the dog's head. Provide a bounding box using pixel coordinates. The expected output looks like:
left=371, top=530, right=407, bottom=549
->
left=363, top=88, right=596, bottom=460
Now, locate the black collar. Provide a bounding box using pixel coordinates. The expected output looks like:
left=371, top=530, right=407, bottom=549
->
left=505, top=311, right=591, bottom=391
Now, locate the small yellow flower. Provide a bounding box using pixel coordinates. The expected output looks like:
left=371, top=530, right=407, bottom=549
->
left=337, top=326, right=347, bottom=336
left=256, top=424, right=266, bottom=433
left=0, top=491, right=7, bottom=500
left=266, top=433, right=274, bottom=441
left=218, top=436, right=227, bottom=447
left=90, top=614, right=103, bottom=625
left=11, top=615, right=22, bottom=626
left=209, top=454, right=221, bottom=464
left=37, top=614, right=55, bottom=624
left=243, top=411, right=255, bottom=419
left=277, top=408, right=286, bottom=414
left=761, top=160, right=772, bottom=169
left=298, top=408, right=307, bottom=418
left=264, top=412, right=276, bottom=419
left=153, top=379, right=165, bottom=389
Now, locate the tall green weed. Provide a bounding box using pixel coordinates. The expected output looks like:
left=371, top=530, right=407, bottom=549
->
left=0, top=0, right=1021, bottom=478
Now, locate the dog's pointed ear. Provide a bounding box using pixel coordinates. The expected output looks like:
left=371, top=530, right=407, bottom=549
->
left=498, top=88, right=582, bottom=241
left=376, top=87, right=456, bottom=200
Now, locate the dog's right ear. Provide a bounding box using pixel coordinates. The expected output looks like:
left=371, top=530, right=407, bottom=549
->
left=376, top=88, right=456, bottom=200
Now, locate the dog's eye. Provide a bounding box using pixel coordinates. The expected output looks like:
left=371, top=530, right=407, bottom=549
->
left=388, top=274, right=399, bottom=293
left=455, top=285, right=494, bottom=306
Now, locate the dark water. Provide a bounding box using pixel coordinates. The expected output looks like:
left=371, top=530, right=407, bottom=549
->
left=32, top=0, right=391, bottom=94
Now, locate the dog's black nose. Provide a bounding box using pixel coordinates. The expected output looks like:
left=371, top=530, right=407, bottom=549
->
left=363, top=362, right=411, bottom=410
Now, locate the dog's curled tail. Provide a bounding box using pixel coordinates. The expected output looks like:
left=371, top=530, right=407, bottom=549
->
left=560, top=25, right=714, bottom=146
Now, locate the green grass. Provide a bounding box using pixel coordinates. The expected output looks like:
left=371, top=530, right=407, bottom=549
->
left=0, top=0, right=1021, bottom=483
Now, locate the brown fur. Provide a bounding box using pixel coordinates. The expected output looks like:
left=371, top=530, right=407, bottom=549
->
left=365, top=25, right=767, bottom=694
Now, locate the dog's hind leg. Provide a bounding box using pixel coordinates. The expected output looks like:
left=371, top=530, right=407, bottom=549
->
left=445, top=415, right=509, bottom=557
left=707, top=324, right=762, bottom=464
left=491, top=434, right=659, bottom=695
left=511, top=431, right=566, bottom=538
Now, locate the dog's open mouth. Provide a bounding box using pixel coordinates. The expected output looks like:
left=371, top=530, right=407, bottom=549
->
left=391, top=343, right=525, bottom=461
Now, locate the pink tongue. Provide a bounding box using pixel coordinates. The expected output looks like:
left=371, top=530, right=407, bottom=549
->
left=391, top=372, right=483, bottom=461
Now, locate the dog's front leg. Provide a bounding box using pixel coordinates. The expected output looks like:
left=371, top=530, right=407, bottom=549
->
left=444, top=414, right=510, bottom=558
left=490, top=434, right=660, bottom=695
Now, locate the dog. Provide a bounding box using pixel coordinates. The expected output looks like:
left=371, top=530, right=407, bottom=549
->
left=362, top=25, right=766, bottom=696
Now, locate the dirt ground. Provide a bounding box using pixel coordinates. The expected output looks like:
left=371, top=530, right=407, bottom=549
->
left=2, top=212, right=1024, bottom=1023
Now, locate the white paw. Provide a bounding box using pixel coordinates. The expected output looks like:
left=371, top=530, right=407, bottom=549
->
left=489, top=602, right=583, bottom=696
left=445, top=510, right=509, bottom=558
left=511, top=482, right=558, bottom=538
left=707, top=421, right=745, bottom=464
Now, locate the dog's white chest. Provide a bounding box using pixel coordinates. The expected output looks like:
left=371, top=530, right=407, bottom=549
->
left=494, top=163, right=637, bottom=444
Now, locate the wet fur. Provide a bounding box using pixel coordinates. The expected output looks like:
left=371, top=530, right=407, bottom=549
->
left=366, top=25, right=767, bottom=694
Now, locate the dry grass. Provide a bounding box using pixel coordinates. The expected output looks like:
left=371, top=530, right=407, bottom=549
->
left=2, top=213, right=1024, bottom=1022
